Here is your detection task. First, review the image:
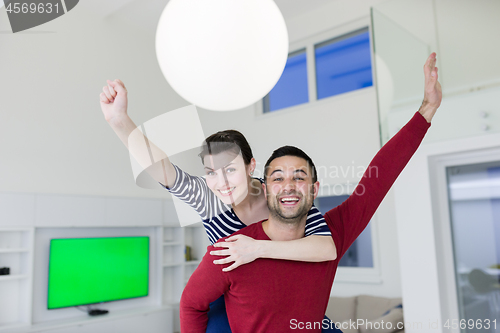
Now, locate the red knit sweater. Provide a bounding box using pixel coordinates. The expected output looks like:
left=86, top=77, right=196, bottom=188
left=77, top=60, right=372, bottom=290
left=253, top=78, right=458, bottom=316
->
left=180, top=112, right=430, bottom=332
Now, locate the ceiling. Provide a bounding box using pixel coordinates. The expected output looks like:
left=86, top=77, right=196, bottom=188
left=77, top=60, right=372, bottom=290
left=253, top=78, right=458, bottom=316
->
left=79, top=0, right=334, bottom=33
left=274, top=0, right=334, bottom=19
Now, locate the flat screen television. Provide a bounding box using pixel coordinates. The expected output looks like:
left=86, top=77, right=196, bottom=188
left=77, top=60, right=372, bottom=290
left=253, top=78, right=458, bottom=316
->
left=48, top=236, right=150, bottom=310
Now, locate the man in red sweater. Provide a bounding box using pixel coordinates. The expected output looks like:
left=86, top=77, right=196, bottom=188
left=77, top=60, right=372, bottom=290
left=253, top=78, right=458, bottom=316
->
left=180, top=53, right=442, bottom=332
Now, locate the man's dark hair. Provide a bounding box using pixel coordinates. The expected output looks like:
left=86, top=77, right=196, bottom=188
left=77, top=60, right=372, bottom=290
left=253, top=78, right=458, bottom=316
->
left=264, top=146, right=317, bottom=183
left=199, top=130, right=253, bottom=165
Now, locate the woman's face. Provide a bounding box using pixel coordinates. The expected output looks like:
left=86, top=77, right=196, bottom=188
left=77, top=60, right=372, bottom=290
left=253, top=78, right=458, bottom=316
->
left=204, top=152, right=253, bottom=206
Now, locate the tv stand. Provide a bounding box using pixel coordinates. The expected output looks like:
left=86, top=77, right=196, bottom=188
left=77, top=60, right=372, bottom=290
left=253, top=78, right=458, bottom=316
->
left=88, top=309, right=109, bottom=316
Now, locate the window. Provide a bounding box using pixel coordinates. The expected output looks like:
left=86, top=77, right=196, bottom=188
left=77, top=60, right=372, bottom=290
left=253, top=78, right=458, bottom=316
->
left=262, top=26, right=373, bottom=113
left=263, top=49, right=308, bottom=113
left=315, top=194, right=374, bottom=268
left=315, top=27, right=373, bottom=99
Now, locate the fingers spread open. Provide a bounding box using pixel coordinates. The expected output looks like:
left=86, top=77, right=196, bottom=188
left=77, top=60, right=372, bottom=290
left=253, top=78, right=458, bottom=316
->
left=222, top=262, right=240, bottom=272
left=225, top=235, right=239, bottom=242
left=213, top=257, right=233, bottom=265
left=210, top=249, right=230, bottom=257
left=213, top=242, right=231, bottom=249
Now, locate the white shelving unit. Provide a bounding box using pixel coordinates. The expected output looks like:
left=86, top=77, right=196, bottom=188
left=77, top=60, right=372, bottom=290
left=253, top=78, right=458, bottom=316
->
left=0, top=193, right=210, bottom=333
left=184, top=224, right=209, bottom=285
left=0, top=224, right=206, bottom=333
left=0, top=227, right=34, bottom=331
left=161, top=222, right=209, bottom=332
left=0, top=225, right=208, bottom=333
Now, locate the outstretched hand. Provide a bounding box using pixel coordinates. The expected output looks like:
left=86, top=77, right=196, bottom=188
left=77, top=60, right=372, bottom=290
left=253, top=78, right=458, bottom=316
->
left=211, top=234, right=262, bottom=272
left=419, top=52, right=442, bottom=122
left=99, top=79, right=129, bottom=124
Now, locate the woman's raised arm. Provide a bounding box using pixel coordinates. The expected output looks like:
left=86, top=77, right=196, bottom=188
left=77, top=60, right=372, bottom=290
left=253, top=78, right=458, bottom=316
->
left=100, top=79, right=176, bottom=188
left=211, top=234, right=336, bottom=272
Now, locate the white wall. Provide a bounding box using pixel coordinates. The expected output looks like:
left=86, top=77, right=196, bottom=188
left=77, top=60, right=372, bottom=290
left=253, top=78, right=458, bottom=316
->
left=0, top=4, right=186, bottom=198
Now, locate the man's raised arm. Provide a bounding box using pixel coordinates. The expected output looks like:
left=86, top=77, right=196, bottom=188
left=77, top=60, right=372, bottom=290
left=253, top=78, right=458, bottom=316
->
left=326, top=53, right=442, bottom=257
left=180, top=245, right=230, bottom=332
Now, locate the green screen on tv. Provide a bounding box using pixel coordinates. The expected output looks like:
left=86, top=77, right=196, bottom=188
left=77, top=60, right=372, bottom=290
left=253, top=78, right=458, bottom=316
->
left=48, top=236, right=149, bottom=309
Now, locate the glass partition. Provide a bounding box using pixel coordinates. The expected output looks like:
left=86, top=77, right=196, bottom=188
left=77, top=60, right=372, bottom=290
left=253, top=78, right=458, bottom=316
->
left=371, top=0, right=500, bottom=144
left=371, top=6, right=429, bottom=144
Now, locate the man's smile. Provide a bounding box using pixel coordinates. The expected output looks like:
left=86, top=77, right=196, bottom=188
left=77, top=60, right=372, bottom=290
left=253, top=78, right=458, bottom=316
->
left=278, top=195, right=301, bottom=206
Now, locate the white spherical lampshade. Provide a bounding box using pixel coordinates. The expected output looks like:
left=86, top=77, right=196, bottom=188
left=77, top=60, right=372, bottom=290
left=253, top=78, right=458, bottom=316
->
left=155, top=0, right=289, bottom=111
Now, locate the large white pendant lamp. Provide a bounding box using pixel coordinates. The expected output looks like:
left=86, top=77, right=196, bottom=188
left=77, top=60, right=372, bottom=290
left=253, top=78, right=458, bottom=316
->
left=155, top=0, right=289, bottom=112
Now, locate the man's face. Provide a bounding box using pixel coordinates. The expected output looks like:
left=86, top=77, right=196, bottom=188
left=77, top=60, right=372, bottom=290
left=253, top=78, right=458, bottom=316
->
left=264, top=155, right=319, bottom=223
